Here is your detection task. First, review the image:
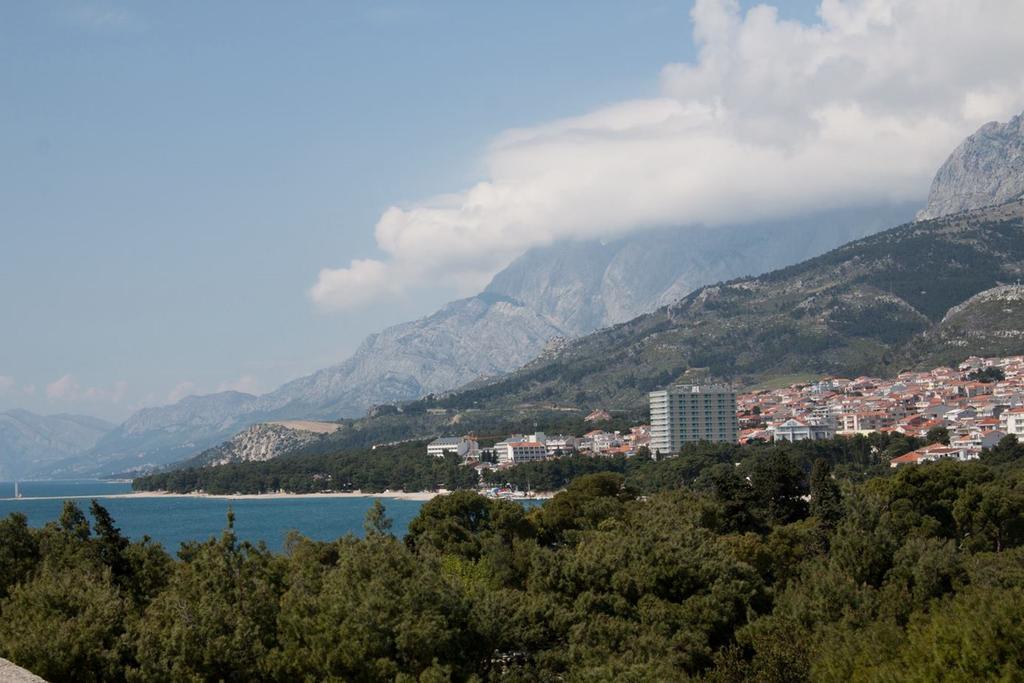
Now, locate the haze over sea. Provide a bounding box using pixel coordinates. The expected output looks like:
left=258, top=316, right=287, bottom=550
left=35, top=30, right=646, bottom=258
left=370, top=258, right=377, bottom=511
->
left=0, top=481, right=432, bottom=553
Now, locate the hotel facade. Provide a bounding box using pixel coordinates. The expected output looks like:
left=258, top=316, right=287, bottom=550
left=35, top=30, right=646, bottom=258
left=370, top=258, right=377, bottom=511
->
left=649, top=384, right=738, bottom=454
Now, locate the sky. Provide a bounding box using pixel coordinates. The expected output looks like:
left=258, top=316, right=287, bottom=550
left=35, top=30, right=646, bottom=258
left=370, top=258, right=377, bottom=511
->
left=3, top=0, right=1024, bottom=422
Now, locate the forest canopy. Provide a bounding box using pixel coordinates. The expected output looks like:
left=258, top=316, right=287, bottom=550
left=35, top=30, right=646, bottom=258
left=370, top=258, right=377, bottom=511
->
left=3, top=434, right=1024, bottom=681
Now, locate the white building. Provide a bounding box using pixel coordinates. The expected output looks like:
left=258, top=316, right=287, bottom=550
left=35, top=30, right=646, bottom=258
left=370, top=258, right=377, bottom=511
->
left=772, top=418, right=835, bottom=442
left=890, top=444, right=979, bottom=467
left=426, top=436, right=478, bottom=459
left=1001, top=407, right=1024, bottom=436
left=545, top=435, right=577, bottom=455
left=649, top=384, right=738, bottom=454
left=580, top=430, right=620, bottom=453
left=496, top=440, right=548, bottom=465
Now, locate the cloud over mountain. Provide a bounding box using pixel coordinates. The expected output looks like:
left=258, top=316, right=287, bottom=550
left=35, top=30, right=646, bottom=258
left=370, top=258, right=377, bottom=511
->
left=311, top=0, right=1024, bottom=312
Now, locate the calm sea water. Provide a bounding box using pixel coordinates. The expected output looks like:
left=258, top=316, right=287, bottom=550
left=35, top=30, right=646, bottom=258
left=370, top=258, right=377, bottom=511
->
left=0, top=480, right=432, bottom=554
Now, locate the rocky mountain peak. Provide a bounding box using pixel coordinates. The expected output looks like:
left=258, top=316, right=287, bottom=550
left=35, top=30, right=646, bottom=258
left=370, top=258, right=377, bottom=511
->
left=917, top=111, right=1024, bottom=221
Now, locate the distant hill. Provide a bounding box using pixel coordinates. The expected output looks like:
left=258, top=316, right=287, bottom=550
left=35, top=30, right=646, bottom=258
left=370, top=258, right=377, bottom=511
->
left=0, top=410, right=113, bottom=480
left=75, top=204, right=910, bottom=476
left=48, top=392, right=263, bottom=478
left=155, top=201, right=1024, bottom=476
left=906, top=284, right=1024, bottom=368
left=417, top=200, right=1024, bottom=413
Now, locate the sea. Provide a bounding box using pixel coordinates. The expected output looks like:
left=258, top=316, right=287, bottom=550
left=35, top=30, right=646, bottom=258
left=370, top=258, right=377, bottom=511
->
left=0, top=480, right=434, bottom=554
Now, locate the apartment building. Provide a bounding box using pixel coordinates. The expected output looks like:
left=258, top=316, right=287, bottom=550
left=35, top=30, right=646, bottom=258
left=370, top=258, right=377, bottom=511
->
left=649, top=384, right=738, bottom=454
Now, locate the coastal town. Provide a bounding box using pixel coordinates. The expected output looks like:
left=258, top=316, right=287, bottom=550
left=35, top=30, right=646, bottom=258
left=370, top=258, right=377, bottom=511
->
left=428, top=355, right=1024, bottom=471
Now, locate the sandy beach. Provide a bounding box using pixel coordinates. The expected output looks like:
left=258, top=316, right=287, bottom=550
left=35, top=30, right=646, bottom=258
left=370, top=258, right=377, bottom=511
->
left=119, top=490, right=556, bottom=501
left=2, top=489, right=557, bottom=503
left=121, top=490, right=444, bottom=501
left=0, top=490, right=444, bottom=503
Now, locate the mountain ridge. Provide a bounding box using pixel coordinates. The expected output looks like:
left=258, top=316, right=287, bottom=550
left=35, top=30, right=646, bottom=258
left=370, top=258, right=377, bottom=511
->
left=0, top=410, right=115, bottom=480
left=66, top=204, right=912, bottom=476
left=414, top=199, right=1024, bottom=413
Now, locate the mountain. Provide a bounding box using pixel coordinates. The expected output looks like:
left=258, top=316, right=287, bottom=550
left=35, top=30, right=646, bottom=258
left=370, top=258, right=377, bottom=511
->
left=158, top=203, right=1024, bottom=474
left=906, top=284, right=1024, bottom=368
left=421, top=200, right=1024, bottom=413
left=250, top=292, right=566, bottom=418
left=917, top=112, right=1024, bottom=220
left=50, top=392, right=261, bottom=477
left=185, top=420, right=340, bottom=468
left=74, top=204, right=911, bottom=476
left=484, top=206, right=913, bottom=336
left=0, top=410, right=114, bottom=480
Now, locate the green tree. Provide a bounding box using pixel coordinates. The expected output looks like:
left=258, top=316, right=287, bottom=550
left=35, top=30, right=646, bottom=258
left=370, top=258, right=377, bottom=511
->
left=530, top=472, right=635, bottom=546
left=954, top=481, right=1024, bottom=552
left=809, top=458, right=844, bottom=529
left=749, top=451, right=809, bottom=526
left=406, top=490, right=532, bottom=559
left=128, top=512, right=284, bottom=681
left=926, top=425, right=950, bottom=445
left=0, top=566, right=131, bottom=682
left=363, top=498, right=394, bottom=537
left=59, top=500, right=91, bottom=541
left=272, top=535, right=481, bottom=680
left=0, top=513, right=39, bottom=599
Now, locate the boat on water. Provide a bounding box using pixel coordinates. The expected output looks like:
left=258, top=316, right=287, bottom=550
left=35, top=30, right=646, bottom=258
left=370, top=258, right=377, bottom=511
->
left=14, top=481, right=22, bottom=499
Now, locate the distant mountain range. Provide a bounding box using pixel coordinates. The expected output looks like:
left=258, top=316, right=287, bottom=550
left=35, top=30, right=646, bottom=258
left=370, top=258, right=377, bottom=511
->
left=420, top=200, right=1024, bottom=414
left=48, top=204, right=911, bottom=477
left=27, top=108, right=1024, bottom=478
left=0, top=410, right=113, bottom=480
left=168, top=199, right=1024, bottom=475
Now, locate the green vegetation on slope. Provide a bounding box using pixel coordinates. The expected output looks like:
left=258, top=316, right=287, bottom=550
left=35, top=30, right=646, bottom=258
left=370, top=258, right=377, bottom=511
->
left=134, top=441, right=480, bottom=494
left=164, top=409, right=642, bottom=478
left=5, top=435, right=1024, bottom=680
left=407, top=200, right=1024, bottom=413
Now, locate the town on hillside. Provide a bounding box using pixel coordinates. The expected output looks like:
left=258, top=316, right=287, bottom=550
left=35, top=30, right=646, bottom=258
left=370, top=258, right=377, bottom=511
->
left=427, top=355, right=1024, bottom=474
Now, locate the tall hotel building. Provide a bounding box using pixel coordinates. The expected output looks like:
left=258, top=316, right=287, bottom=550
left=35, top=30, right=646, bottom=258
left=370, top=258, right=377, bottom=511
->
left=649, top=384, right=738, bottom=453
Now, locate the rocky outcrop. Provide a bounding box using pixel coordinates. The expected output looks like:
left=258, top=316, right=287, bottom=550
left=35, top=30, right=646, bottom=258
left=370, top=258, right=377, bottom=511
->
left=909, top=284, right=1024, bottom=366
left=192, top=421, right=339, bottom=467
left=917, top=112, right=1024, bottom=220
left=0, top=410, right=113, bottom=480
left=0, top=658, right=47, bottom=683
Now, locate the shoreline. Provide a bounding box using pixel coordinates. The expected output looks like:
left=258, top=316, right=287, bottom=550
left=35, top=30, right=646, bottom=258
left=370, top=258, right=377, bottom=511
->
left=0, top=489, right=556, bottom=503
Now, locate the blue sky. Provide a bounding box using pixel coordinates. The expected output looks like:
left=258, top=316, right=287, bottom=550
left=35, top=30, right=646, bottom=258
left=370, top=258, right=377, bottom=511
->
left=0, top=1, right=722, bottom=418
left=4, top=0, right=1020, bottom=421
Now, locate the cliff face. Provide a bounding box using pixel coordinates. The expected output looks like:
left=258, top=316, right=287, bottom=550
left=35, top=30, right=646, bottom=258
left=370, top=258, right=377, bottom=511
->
left=917, top=112, right=1024, bottom=220
left=907, top=284, right=1024, bottom=367
left=191, top=421, right=338, bottom=468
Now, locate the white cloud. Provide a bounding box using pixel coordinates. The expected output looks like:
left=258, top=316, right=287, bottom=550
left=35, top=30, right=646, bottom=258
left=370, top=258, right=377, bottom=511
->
left=310, top=0, right=1024, bottom=311
left=0, top=376, right=15, bottom=394
left=46, top=375, right=129, bottom=403
left=46, top=374, right=81, bottom=400
left=166, top=381, right=197, bottom=404
left=216, top=375, right=263, bottom=395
